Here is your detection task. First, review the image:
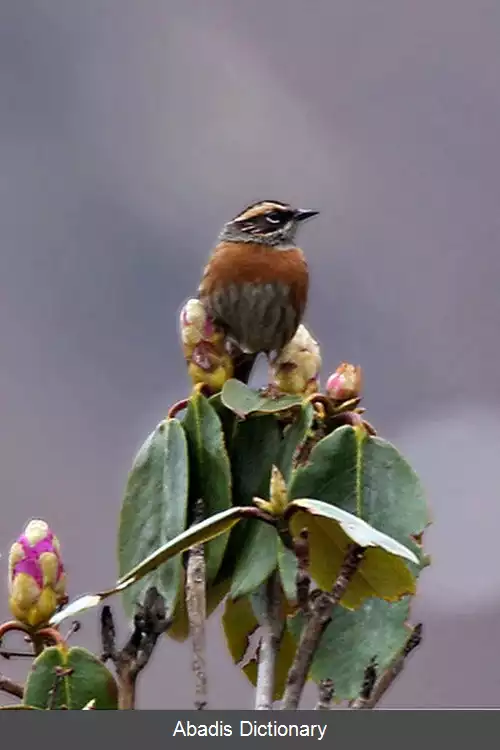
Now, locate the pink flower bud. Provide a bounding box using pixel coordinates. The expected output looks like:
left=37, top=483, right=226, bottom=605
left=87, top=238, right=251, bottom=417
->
left=179, top=299, right=224, bottom=348
left=326, top=363, right=363, bottom=402
left=8, top=520, right=67, bottom=629
left=179, top=299, right=208, bottom=350
left=188, top=341, right=234, bottom=392
left=179, top=299, right=233, bottom=392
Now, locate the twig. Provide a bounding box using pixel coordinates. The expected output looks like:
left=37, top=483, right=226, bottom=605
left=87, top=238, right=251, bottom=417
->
left=168, top=385, right=211, bottom=420
left=186, top=498, right=208, bottom=710
left=329, top=411, right=377, bottom=436
left=294, top=420, right=326, bottom=467
left=46, top=666, right=73, bottom=710
left=168, top=398, right=190, bottom=419
left=241, top=505, right=277, bottom=526
left=31, top=627, right=66, bottom=656
left=100, top=606, right=118, bottom=663
left=0, top=621, right=31, bottom=641
left=305, top=393, right=337, bottom=419
left=35, top=627, right=66, bottom=647
left=255, top=572, right=284, bottom=710
left=0, top=649, right=34, bottom=659
left=101, top=587, right=171, bottom=710
left=349, top=657, right=378, bottom=709
left=0, top=673, right=23, bottom=699
left=0, top=620, right=64, bottom=658
left=281, top=544, right=365, bottom=710
left=294, top=529, right=311, bottom=614
left=63, top=621, right=81, bottom=641
left=350, top=624, right=423, bottom=709
left=315, top=678, right=334, bottom=710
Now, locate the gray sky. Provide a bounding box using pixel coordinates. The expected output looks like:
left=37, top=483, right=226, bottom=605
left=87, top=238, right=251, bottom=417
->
left=1, top=0, right=500, bottom=707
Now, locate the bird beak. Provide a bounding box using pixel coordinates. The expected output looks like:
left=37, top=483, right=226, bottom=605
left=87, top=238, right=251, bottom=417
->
left=295, top=208, right=319, bottom=222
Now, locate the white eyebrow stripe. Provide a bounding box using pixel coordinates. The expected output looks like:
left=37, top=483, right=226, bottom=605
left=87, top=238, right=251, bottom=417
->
left=234, top=201, right=291, bottom=222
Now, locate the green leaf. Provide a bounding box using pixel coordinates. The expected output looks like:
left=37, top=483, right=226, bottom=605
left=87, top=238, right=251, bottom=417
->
left=182, top=391, right=233, bottom=582
left=277, top=539, right=298, bottom=605
left=277, top=404, right=314, bottom=482
left=118, top=418, right=188, bottom=619
left=288, top=499, right=418, bottom=563
left=24, top=647, right=118, bottom=710
left=286, top=499, right=417, bottom=608
left=230, top=415, right=282, bottom=506
left=222, top=595, right=296, bottom=701
left=290, top=425, right=430, bottom=568
left=214, top=414, right=281, bottom=591
left=288, top=597, right=412, bottom=701
left=217, top=406, right=314, bottom=600
left=221, top=379, right=303, bottom=417
left=50, top=507, right=244, bottom=626
left=0, top=705, right=42, bottom=710
left=229, top=521, right=279, bottom=599
left=208, top=392, right=237, bottom=449
left=222, top=595, right=257, bottom=664
left=222, top=407, right=312, bottom=600
left=117, top=506, right=242, bottom=585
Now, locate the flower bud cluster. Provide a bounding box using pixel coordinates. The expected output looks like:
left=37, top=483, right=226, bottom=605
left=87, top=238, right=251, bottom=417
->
left=179, top=298, right=234, bottom=392
left=8, top=519, right=67, bottom=629
left=271, top=325, right=321, bottom=396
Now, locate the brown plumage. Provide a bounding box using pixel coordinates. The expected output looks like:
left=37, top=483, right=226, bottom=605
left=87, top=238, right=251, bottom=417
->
left=198, top=200, right=318, bottom=382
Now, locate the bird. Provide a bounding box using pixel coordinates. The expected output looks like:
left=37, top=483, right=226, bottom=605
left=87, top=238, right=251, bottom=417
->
left=198, top=199, right=318, bottom=384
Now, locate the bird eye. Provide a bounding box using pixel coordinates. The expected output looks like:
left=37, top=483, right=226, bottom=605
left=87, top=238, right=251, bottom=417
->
left=265, top=211, right=283, bottom=225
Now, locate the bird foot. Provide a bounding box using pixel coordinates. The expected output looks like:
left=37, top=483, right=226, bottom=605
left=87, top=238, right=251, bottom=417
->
left=259, top=382, right=283, bottom=400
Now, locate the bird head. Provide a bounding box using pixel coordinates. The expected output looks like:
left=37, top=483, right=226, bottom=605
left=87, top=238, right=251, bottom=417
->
left=219, top=200, right=319, bottom=249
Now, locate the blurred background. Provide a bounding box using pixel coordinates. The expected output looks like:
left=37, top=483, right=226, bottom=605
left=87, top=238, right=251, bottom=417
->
left=1, top=0, right=500, bottom=708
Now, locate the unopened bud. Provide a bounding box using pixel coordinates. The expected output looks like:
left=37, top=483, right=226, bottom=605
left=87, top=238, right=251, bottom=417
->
left=326, top=363, right=363, bottom=402
left=254, top=466, right=289, bottom=517
left=269, top=465, right=289, bottom=514
left=8, top=520, right=67, bottom=629
left=179, top=299, right=233, bottom=392
left=179, top=298, right=218, bottom=352
left=188, top=343, right=234, bottom=392
left=272, top=325, right=321, bottom=396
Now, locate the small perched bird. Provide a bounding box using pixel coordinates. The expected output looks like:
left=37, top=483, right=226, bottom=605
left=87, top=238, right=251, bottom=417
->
left=198, top=200, right=318, bottom=383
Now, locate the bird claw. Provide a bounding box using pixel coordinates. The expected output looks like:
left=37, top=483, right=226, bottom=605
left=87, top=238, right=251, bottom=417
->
left=259, top=382, right=283, bottom=400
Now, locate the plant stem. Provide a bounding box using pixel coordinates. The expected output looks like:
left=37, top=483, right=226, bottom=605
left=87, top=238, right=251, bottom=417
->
left=186, top=498, right=208, bottom=710
left=350, top=624, right=423, bottom=709
left=315, top=678, right=334, bottom=710
left=0, top=674, right=23, bottom=699
left=281, top=544, right=364, bottom=710
left=255, top=572, right=283, bottom=710
left=100, top=588, right=170, bottom=710
left=294, top=529, right=311, bottom=614
left=30, top=627, right=66, bottom=657
left=0, top=621, right=31, bottom=641
left=0, top=650, right=33, bottom=659
left=349, top=658, right=377, bottom=709
left=46, top=666, right=72, bottom=710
